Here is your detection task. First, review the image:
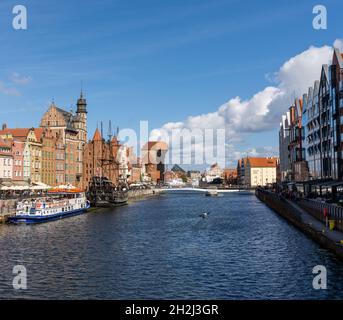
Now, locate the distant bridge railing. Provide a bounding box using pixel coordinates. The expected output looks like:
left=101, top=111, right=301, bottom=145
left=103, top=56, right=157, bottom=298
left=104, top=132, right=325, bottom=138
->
left=161, top=187, right=254, bottom=193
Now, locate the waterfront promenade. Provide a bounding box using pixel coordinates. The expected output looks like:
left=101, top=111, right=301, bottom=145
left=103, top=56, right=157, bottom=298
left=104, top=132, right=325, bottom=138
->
left=256, top=189, right=343, bottom=260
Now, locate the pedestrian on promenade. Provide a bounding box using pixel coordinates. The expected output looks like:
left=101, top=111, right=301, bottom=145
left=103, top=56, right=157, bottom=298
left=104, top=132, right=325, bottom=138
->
left=324, top=207, right=329, bottom=228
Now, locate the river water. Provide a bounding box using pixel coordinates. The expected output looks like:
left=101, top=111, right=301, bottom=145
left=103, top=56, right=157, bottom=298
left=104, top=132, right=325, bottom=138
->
left=1, top=191, right=343, bottom=299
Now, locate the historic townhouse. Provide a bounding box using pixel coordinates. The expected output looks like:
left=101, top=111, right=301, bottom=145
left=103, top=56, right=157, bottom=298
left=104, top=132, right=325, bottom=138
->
left=27, top=128, right=42, bottom=183
left=0, top=138, right=13, bottom=180
left=41, top=129, right=57, bottom=186
left=40, top=92, right=88, bottom=188
left=0, top=127, right=42, bottom=183
left=0, top=126, right=26, bottom=181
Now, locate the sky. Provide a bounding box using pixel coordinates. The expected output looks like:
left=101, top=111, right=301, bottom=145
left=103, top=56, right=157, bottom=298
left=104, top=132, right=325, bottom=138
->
left=0, top=0, right=342, bottom=168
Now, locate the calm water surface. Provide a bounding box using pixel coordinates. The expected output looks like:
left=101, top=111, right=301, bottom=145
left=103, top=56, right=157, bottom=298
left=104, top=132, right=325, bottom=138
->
left=1, top=192, right=343, bottom=299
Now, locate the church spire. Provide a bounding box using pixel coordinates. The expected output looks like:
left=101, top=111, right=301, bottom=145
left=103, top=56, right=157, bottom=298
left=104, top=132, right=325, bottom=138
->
left=76, top=88, right=87, bottom=114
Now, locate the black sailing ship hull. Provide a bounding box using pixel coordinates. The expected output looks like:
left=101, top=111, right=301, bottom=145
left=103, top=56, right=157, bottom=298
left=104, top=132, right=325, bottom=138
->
left=90, top=192, right=128, bottom=208
left=88, top=176, right=129, bottom=208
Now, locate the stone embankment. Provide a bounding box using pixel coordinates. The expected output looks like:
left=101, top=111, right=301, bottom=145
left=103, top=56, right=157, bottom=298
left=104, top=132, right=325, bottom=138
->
left=255, top=188, right=343, bottom=261
left=0, top=199, right=16, bottom=223
left=128, top=188, right=164, bottom=200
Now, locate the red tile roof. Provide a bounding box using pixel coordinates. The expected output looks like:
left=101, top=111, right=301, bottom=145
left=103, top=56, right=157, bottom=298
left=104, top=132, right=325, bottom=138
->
left=0, top=128, right=30, bottom=138
left=34, top=128, right=44, bottom=141
left=92, top=128, right=102, bottom=141
left=248, top=157, right=277, bottom=168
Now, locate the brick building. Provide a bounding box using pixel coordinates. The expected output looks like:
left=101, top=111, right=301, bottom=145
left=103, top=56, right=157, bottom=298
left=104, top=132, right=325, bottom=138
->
left=141, top=141, right=168, bottom=184
left=40, top=92, right=87, bottom=188
left=83, top=129, right=122, bottom=190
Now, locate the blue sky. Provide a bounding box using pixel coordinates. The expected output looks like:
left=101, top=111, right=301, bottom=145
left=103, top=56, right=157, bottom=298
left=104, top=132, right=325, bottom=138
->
left=0, top=0, right=342, bottom=166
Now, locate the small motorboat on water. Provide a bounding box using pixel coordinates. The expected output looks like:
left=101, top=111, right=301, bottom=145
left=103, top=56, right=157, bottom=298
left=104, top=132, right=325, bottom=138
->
left=199, top=212, right=210, bottom=218
left=205, top=190, right=218, bottom=197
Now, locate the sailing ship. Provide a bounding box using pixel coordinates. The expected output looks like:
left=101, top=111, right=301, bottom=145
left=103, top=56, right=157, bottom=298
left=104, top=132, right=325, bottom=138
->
left=9, top=186, right=90, bottom=224
left=87, top=176, right=128, bottom=207
left=86, top=121, right=130, bottom=208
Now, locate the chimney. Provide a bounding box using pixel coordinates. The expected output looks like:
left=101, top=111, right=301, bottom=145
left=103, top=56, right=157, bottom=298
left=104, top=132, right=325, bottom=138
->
left=2, top=123, right=7, bottom=130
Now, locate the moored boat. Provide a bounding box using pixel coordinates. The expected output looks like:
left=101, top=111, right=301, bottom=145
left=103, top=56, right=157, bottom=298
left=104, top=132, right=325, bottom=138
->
left=8, top=186, right=90, bottom=224
left=87, top=176, right=128, bottom=207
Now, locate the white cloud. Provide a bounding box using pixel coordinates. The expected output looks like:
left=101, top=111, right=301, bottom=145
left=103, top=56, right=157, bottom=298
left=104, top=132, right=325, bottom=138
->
left=334, top=39, right=343, bottom=51
left=10, top=72, right=32, bottom=85
left=151, top=39, right=341, bottom=167
left=0, top=81, right=21, bottom=96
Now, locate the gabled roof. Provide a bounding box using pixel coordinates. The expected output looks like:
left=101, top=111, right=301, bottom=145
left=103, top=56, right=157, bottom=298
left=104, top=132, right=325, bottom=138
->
left=34, top=128, right=44, bottom=141
left=171, top=164, right=185, bottom=173
left=307, top=86, right=313, bottom=101
left=313, top=80, right=320, bottom=96
left=51, top=103, right=75, bottom=124
left=320, top=64, right=329, bottom=86
left=302, top=94, right=308, bottom=112
left=333, top=48, right=343, bottom=68
left=93, top=128, right=102, bottom=141
left=47, top=103, right=78, bottom=132
left=295, top=98, right=302, bottom=117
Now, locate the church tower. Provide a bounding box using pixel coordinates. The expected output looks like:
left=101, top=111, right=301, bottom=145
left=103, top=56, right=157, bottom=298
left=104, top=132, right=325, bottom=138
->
left=76, top=90, right=88, bottom=144
left=75, top=90, right=88, bottom=189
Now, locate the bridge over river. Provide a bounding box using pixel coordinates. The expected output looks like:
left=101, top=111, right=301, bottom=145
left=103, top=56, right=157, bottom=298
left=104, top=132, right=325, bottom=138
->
left=160, top=187, right=255, bottom=193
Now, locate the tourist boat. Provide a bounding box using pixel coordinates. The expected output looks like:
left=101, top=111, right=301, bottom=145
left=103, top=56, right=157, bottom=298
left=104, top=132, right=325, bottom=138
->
left=8, top=187, right=90, bottom=224
left=87, top=176, right=129, bottom=207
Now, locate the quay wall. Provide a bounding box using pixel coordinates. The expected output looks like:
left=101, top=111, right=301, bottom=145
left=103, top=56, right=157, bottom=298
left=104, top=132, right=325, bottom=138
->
left=255, top=188, right=343, bottom=261
left=0, top=189, right=163, bottom=223
left=128, top=188, right=164, bottom=200
left=0, top=199, right=16, bottom=223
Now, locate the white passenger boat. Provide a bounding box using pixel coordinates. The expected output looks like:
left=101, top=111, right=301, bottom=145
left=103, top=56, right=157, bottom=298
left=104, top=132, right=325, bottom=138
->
left=9, top=187, right=90, bottom=224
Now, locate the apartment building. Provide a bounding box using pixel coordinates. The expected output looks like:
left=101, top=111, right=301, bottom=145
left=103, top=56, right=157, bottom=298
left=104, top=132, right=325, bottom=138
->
left=244, top=157, right=277, bottom=187
left=280, top=46, right=343, bottom=183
